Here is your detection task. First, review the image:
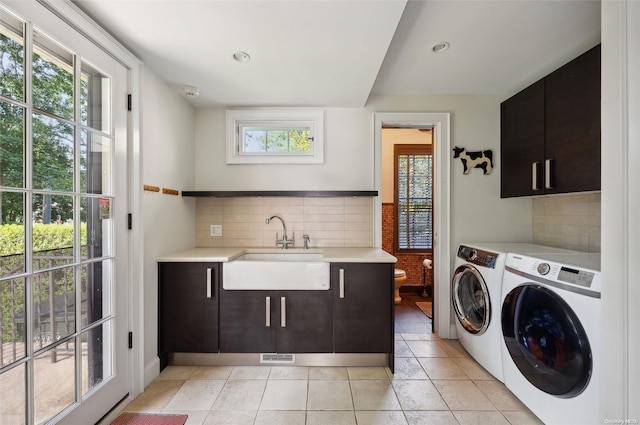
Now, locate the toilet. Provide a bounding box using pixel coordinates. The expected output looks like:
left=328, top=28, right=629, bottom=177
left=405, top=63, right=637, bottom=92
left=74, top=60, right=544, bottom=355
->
left=394, top=268, right=407, bottom=304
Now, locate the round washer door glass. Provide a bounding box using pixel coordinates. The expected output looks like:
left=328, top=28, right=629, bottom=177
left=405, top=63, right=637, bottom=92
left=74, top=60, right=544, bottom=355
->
left=501, top=285, right=592, bottom=397
left=452, top=264, right=490, bottom=334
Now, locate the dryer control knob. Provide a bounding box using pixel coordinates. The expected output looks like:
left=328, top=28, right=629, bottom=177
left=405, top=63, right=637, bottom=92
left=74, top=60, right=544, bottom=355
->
left=537, top=263, right=551, bottom=275
left=467, top=249, right=478, bottom=261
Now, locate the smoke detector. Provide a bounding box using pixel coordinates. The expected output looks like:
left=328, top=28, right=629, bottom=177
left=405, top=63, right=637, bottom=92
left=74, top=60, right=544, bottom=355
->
left=183, top=86, right=200, bottom=97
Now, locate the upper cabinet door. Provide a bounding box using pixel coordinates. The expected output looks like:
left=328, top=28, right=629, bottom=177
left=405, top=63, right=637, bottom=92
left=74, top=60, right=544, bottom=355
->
left=500, top=44, right=601, bottom=198
left=544, top=44, right=601, bottom=194
left=501, top=80, right=545, bottom=198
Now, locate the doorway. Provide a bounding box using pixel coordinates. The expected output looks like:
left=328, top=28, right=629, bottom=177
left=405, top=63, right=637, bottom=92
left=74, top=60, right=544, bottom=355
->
left=374, top=113, right=452, bottom=338
left=381, top=128, right=433, bottom=297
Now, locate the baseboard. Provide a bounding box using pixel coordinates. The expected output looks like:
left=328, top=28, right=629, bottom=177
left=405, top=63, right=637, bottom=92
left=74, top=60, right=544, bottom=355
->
left=144, top=356, right=161, bottom=388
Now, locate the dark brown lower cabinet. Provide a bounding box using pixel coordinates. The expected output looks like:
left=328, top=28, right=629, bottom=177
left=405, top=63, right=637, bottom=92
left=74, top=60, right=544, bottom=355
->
left=158, top=262, right=219, bottom=369
left=158, top=261, right=394, bottom=371
left=332, top=263, right=394, bottom=353
left=219, top=289, right=333, bottom=353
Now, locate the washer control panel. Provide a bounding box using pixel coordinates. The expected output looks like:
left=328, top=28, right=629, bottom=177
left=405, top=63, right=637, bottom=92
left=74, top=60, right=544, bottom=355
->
left=505, top=253, right=602, bottom=294
left=527, top=260, right=596, bottom=288
left=556, top=265, right=595, bottom=288
left=457, top=245, right=498, bottom=269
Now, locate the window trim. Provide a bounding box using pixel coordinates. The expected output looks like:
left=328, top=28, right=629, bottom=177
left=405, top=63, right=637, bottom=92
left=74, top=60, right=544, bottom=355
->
left=226, top=109, right=324, bottom=164
left=394, top=144, right=433, bottom=254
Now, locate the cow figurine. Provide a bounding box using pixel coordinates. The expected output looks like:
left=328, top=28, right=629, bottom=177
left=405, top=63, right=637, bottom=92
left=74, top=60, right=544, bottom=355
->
left=452, top=147, right=493, bottom=175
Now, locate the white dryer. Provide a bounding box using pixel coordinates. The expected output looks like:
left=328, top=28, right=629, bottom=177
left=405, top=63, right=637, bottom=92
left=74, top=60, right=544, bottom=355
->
left=500, top=252, right=601, bottom=425
left=452, top=243, right=572, bottom=382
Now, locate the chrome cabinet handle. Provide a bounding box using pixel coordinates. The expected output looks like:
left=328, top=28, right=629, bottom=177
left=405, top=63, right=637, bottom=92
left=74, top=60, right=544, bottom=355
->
left=532, top=162, right=541, bottom=191
left=339, top=268, right=345, bottom=299
left=545, top=159, right=555, bottom=189
left=266, top=297, right=271, bottom=327
left=206, top=268, right=212, bottom=298
left=281, top=297, right=286, bottom=327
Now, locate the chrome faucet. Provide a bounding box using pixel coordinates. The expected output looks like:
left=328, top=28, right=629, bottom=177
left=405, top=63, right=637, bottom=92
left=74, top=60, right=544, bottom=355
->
left=265, top=214, right=295, bottom=249
left=302, top=234, right=311, bottom=249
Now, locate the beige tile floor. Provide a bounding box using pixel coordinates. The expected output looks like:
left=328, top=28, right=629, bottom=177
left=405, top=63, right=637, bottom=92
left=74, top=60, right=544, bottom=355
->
left=122, top=293, right=543, bottom=425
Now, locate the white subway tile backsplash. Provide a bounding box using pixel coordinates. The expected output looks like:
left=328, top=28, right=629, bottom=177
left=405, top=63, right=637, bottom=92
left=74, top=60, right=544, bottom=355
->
left=532, top=193, right=600, bottom=252
left=196, top=196, right=374, bottom=248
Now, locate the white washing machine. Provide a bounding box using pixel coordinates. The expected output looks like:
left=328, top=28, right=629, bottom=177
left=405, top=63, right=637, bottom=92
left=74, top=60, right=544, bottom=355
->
left=452, top=243, right=572, bottom=382
left=500, top=252, right=601, bottom=425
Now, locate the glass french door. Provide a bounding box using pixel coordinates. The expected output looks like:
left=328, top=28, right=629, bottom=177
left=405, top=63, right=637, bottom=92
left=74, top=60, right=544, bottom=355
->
left=0, top=2, right=130, bottom=424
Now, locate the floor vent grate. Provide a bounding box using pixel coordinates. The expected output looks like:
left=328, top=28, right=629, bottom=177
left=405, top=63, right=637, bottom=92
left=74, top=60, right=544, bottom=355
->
left=260, top=353, right=295, bottom=364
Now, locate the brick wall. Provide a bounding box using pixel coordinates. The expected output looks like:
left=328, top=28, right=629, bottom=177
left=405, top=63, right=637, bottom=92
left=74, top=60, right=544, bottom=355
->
left=382, top=203, right=433, bottom=288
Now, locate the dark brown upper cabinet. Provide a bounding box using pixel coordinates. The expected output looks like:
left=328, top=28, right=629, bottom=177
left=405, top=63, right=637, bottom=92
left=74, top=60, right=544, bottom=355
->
left=501, top=44, right=601, bottom=198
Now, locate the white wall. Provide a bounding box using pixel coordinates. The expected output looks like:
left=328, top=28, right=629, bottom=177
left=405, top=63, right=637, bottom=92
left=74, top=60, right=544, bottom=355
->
left=141, top=67, right=196, bottom=385
left=195, top=108, right=373, bottom=190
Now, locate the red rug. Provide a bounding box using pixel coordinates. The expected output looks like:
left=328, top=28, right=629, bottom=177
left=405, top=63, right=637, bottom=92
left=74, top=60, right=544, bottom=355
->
left=110, top=413, right=188, bottom=425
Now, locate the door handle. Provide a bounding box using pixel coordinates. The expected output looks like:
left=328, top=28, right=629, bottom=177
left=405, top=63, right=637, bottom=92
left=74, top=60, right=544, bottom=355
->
left=266, top=297, right=271, bottom=327
left=532, top=162, right=542, bottom=191
left=339, top=268, right=345, bottom=299
left=206, top=268, right=213, bottom=298
left=545, top=159, right=555, bottom=189
left=281, top=297, right=286, bottom=328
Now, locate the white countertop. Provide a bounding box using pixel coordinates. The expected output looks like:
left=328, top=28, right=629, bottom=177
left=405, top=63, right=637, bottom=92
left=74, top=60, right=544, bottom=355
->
left=157, top=247, right=397, bottom=263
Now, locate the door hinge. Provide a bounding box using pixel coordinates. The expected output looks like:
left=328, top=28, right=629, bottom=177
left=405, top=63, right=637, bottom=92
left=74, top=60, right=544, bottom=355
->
left=127, top=94, right=132, bottom=111
left=128, top=331, right=133, bottom=349
left=127, top=213, right=132, bottom=230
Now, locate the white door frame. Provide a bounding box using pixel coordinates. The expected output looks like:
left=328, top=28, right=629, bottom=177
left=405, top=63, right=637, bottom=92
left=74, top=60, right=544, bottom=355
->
left=374, top=113, right=452, bottom=338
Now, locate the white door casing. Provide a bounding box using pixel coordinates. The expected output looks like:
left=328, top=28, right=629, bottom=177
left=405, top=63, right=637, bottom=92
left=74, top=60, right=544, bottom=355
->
left=374, top=112, right=452, bottom=338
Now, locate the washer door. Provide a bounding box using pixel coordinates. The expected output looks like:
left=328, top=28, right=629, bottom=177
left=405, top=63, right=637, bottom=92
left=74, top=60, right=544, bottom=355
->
left=452, top=264, right=491, bottom=335
left=501, top=285, right=592, bottom=398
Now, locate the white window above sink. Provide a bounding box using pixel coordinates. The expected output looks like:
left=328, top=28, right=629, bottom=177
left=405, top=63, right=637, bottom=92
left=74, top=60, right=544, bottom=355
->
left=226, top=109, right=324, bottom=164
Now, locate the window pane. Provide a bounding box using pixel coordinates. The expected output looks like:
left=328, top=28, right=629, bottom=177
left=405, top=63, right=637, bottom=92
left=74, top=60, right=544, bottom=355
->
left=0, top=100, right=24, bottom=189
left=0, top=11, right=24, bottom=102
left=242, top=129, right=266, bottom=152
left=82, top=322, right=112, bottom=395
left=80, top=61, right=111, bottom=132
left=32, top=113, right=74, bottom=192
left=0, top=277, right=26, bottom=367
left=81, top=261, right=111, bottom=328
left=33, top=342, right=76, bottom=424
left=32, top=31, right=73, bottom=120
left=32, top=194, right=75, bottom=271
left=32, top=267, right=75, bottom=351
left=266, top=130, right=287, bottom=152
left=0, top=363, right=26, bottom=424
left=0, top=191, right=24, bottom=278
left=80, top=130, right=111, bottom=195
left=80, top=197, right=112, bottom=261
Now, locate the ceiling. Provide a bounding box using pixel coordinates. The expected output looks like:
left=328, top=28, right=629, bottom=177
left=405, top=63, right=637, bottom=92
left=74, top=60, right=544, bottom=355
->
left=71, top=0, right=601, bottom=109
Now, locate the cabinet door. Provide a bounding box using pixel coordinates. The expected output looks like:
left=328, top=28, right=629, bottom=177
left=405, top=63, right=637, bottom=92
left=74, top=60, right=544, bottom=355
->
left=545, top=44, right=601, bottom=194
left=158, top=262, right=219, bottom=367
left=333, top=263, right=393, bottom=353
left=219, top=290, right=277, bottom=353
left=500, top=79, right=545, bottom=198
left=277, top=291, right=333, bottom=353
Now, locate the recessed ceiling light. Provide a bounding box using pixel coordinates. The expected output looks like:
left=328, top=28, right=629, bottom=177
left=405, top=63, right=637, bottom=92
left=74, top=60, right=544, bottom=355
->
left=233, top=51, right=251, bottom=62
left=432, top=42, right=450, bottom=53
